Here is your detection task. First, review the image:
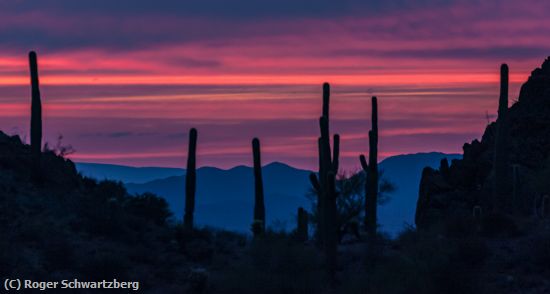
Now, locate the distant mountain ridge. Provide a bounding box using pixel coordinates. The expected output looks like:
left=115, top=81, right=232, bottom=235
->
left=76, top=162, right=184, bottom=184
left=77, top=152, right=461, bottom=235
left=128, top=162, right=313, bottom=232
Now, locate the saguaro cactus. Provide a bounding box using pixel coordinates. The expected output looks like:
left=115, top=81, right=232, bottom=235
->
left=309, top=83, right=339, bottom=280
left=29, top=51, right=42, bottom=180
left=184, top=128, right=197, bottom=230
left=360, top=96, right=379, bottom=240
left=297, top=207, right=309, bottom=242
left=252, top=137, right=266, bottom=237
left=493, top=64, right=509, bottom=211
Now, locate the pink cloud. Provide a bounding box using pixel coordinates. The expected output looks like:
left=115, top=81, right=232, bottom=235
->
left=0, top=0, right=548, bottom=169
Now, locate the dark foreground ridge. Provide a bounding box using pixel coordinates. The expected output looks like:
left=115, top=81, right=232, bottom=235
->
left=0, top=131, right=221, bottom=292
left=416, top=57, right=550, bottom=226
left=414, top=58, right=550, bottom=293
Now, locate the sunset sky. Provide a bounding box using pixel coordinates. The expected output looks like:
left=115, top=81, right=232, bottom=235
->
left=1, top=0, right=549, bottom=169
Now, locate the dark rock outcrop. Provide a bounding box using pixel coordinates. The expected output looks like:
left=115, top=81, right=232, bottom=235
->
left=416, top=57, right=550, bottom=229
left=0, top=132, right=79, bottom=190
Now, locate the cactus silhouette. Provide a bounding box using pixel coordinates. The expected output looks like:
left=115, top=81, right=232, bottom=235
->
left=297, top=207, right=308, bottom=242
left=309, top=83, right=339, bottom=280
left=184, top=128, right=197, bottom=230
left=252, top=137, right=265, bottom=237
left=29, top=51, right=42, bottom=181
left=493, top=64, right=509, bottom=211
left=360, top=96, right=379, bottom=239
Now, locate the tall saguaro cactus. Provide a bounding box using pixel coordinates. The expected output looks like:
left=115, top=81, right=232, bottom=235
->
left=493, top=64, right=509, bottom=211
left=360, top=96, right=379, bottom=240
left=252, top=137, right=266, bottom=237
left=184, top=128, right=197, bottom=231
left=309, top=83, right=339, bottom=280
left=29, top=51, right=42, bottom=181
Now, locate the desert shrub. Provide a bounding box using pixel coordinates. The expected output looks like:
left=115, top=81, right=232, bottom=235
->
left=209, top=234, right=325, bottom=294
left=15, top=217, right=55, bottom=243
left=42, top=233, right=77, bottom=270
left=176, top=227, right=216, bottom=262
left=78, top=199, right=125, bottom=237
left=0, top=224, right=17, bottom=277
left=343, top=254, right=438, bottom=294
left=80, top=176, right=98, bottom=190
left=306, top=170, right=396, bottom=242
left=345, top=228, right=478, bottom=294
left=125, top=192, right=172, bottom=225
left=213, top=229, right=247, bottom=255
left=79, top=247, right=131, bottom=280
left=94, top=180, right=127, bottom=202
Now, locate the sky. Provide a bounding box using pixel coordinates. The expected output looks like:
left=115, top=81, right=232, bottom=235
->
left=0, top=0, right=549, bottom=170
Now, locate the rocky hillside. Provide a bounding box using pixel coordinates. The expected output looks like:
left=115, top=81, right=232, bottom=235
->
left=0, top=131, right=244, bottom=293
left=416, top=57, right=550, bottom=228
left=411, top=58, right=550, bottom=293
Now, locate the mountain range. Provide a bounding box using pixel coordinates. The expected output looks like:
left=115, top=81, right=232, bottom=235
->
left=76, top=162, right=184, bottom=184
left=76, top=152, right=461, bottom=235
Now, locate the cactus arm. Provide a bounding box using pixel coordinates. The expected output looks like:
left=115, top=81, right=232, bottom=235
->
left=359, top=154, right=368, bottom=171
left=309, top=173, right=321, bottom=193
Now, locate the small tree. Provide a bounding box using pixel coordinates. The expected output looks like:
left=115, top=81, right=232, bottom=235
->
left=307, top=170, right=395, bottom=242
left=43, top=135, right=75, bottom=157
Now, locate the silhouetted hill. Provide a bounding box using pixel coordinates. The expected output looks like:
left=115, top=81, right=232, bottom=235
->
left=123, top=153, right=461, bottom=235
left=410, top=59, right=550, bottom=293
left=0, top=131, right=222, bottom=292
left=416, top=57, right=550, bottom=228
left=126, top=162, right=312, bottom=232
left=76, top=162, right=184, bottom=183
